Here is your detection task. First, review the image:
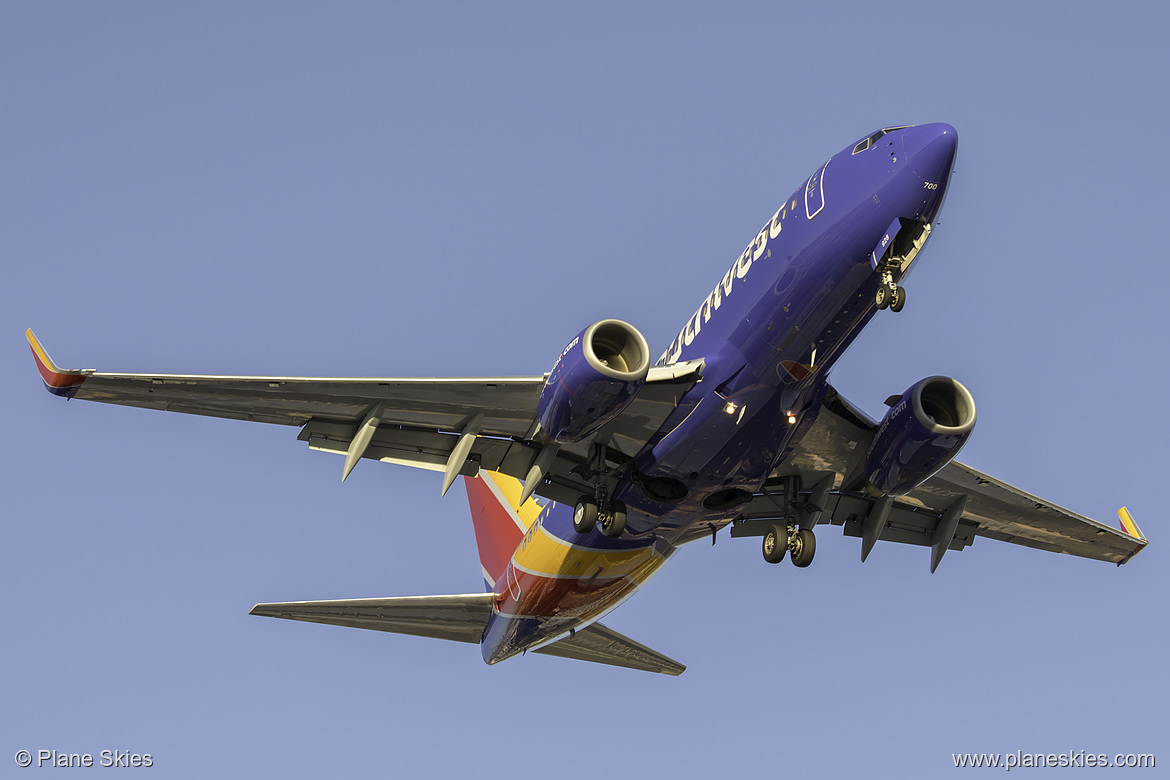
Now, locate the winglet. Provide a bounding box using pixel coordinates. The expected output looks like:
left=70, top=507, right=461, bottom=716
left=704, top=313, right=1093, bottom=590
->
left=1117, top=506, right=1148, bottom=564
left=26, top=329, right=87, bottom=397
left=1118, top=507, right=1147, bottom=543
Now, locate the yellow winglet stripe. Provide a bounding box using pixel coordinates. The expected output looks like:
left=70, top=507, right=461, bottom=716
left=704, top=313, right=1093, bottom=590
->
left=27, top=328, right=88, bottom=396
left=26, top=328, right=64, bottom=374
left=1118, top=506, right=1147, bottom=542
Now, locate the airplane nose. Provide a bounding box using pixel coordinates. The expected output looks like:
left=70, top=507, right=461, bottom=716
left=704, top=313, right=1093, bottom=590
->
left=899, top=123, right=957, bottom=223
left=902, top=123, right=958, bottom=184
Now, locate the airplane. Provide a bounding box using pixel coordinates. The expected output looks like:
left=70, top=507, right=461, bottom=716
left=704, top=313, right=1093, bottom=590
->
left=28, top=123, right=1147, bottom=676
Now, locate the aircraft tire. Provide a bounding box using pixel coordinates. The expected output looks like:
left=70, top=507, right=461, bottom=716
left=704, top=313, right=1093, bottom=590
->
left=763, top=525, right=787, bottom=564
left=600, top=501, right=627, bottom=538
left=791, top=528, right=816, bottom=568
left=875, top=285, right=890, bottom=310
left=890, top=286, right=906, bottom=312
left=573, top=498, right=597, bottom=534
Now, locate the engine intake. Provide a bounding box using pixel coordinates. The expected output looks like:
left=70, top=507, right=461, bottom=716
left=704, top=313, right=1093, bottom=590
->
left=864, top=376, right=976, bottom=496
left=536, top=319, right=651, bottom=444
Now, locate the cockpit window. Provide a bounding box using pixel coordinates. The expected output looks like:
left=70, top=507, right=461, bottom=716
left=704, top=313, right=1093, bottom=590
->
left=852, top=125, right=914, bottom=155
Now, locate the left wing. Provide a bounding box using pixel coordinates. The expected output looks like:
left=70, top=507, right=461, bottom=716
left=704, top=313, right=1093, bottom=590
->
left=737, top=381, right=1148, bottom=569
left=26, top=330, right=702, bottom=500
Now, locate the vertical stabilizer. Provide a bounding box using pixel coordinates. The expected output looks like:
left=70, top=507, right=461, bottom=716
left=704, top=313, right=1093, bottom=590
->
left=463, top=472, right=545, bottom=588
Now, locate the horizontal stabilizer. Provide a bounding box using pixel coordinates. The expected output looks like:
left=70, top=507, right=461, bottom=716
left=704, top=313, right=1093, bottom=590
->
left=250, top=594, right=685, bottom=675
left=249, top=594, right=495, bottom=644
left=535, top=622, right=686, bottom=676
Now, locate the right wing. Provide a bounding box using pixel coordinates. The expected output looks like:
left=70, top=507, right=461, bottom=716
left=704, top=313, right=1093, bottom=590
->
left=26, top=329, right=703, bottom=501
left=28, top=327, right=546, bottom=433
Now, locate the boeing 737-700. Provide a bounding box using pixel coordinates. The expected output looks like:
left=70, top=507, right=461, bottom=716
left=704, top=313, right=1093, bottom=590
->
left=28, top=123, right=1147, bottom=675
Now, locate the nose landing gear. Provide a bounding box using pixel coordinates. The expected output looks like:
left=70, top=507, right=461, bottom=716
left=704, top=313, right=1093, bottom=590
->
left=873, top=218, right=931, bottom=313
left=875, top=272, right=906, bottom=312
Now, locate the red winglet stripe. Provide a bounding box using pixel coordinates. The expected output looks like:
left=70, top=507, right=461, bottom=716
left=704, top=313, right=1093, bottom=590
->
left=26, top=329, right=86, bottom=396
left=31, top=346, right=85, bottom=388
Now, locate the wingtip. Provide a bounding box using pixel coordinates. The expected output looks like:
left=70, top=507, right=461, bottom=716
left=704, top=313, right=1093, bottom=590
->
left=26, top=329, right=87, bottom=397
left=1117, top=507, right=1148, bottom=565
left=1118, top=507, right=1147, bottom=543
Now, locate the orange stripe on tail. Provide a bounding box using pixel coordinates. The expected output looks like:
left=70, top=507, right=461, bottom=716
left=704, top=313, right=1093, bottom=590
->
left=464, top=473, right=529, bottom=588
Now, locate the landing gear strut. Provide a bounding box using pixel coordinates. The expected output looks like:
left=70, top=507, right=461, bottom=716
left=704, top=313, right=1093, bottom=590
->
left=760, top=474, right=818, bottom=567
left=762, top=524, right=817, bottom=567
left=571, top=442, right=629, bottom=538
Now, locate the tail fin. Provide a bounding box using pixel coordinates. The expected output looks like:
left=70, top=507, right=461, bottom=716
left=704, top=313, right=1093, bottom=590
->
left=463, top=472, right=547, bottom=588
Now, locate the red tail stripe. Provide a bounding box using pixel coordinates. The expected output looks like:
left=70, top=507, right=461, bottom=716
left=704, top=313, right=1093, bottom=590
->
left=464, top=475, right=525, bottom=586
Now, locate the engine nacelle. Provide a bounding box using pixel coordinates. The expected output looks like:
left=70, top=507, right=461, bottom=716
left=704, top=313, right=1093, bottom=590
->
left=536, top=319, right=651, bottom=444
left=864, top=376, right=976, bottom=496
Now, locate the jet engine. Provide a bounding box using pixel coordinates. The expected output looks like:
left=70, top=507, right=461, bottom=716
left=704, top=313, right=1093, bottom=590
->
left=864, top=376, right=976, bottom=496
left=536, top=319, right=651, bottom=444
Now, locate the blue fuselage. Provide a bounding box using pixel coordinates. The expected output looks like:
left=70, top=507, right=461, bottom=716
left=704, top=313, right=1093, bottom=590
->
left=482, top=124, right=958, bottom=663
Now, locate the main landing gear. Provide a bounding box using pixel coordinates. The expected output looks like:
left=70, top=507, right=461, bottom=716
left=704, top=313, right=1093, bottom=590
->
left=571, top=442, right=629, bottom=538
left=762, top=524, right=816, bottom=567
left=573, top=496, right=627, bottom=538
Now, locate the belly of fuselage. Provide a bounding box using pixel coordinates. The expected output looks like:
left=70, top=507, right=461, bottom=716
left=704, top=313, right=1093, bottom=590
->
left=481, top=517, right=673, bottom=664
left=483, top=125, right=958, bottom=664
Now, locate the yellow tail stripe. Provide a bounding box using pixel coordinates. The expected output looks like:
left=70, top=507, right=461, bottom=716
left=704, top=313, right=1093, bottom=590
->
left=482, top=470, right=545, bottom=530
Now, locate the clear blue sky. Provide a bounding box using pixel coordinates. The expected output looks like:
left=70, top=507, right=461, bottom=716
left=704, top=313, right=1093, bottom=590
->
left=4, top=2, right=1166, bottom=777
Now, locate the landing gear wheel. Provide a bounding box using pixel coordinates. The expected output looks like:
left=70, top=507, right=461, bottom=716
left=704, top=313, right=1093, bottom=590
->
left=573, top=497, right=597, bottom=534
left=890, top=286, right=906, bottom=313
left=762, top=524, right=787, bottom=564
left=790, top=528, right=816, bottom=568
left=875, top=285, right=891, bottom=310
left=600, top=501, right=627, bottom=538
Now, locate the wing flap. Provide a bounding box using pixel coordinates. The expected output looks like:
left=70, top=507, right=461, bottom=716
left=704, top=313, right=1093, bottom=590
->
left=910, top=461, right=1147, bottom=564
left=298, top=419, right=533, bottom=475
left=535, top=622, right=686, bottom=676
left=292, top=361, right=705, bottom=494
left=27, top=336, right=704, bottom=491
